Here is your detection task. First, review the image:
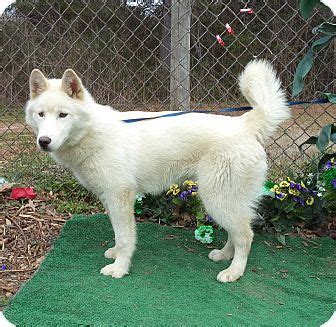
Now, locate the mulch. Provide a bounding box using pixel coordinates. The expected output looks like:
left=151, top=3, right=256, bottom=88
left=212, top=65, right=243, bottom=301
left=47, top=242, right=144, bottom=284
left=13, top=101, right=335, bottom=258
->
left=0, top=191, right=68, bottom=305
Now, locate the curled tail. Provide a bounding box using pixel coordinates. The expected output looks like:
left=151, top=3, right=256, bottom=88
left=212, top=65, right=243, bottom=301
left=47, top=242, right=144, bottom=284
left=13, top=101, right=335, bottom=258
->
left=239, top=60, right=290, bottom=142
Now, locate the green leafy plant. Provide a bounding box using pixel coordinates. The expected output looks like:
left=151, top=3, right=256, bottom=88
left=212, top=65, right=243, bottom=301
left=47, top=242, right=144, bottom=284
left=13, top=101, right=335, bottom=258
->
left=259, top=121, right=336, bottom=231
left=260, top=176, right=324, bottom=230
left=135, top=193, right=175, bottom=224
left=299, top=122, right=335, bottom=173
left=133, top=180, right=215, bottom=243
left=292, top=0, right=336, bottom=99
left=134, top=180, right=212, bottom=226
left=166, top=181, right=210, bottom=227
left=299, top=122, right=336, bottom=215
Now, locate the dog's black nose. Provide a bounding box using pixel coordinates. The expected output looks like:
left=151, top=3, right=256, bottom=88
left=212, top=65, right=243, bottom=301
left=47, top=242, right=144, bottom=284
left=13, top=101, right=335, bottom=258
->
left=38, top=136, right=51, bottom=149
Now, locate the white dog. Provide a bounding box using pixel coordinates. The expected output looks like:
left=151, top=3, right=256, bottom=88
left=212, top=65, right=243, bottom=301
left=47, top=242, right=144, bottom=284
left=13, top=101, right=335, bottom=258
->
left=25, top=60, right=290, bottom=282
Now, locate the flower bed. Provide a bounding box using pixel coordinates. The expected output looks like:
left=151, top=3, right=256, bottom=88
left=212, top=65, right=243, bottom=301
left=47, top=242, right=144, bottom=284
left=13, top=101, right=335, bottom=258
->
left=134, top=158, right=336, bottom=241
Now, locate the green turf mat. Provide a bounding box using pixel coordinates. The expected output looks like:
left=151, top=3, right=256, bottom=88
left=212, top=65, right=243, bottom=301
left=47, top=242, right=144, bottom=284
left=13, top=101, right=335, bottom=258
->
left=4, top=214, right=336, bottom=326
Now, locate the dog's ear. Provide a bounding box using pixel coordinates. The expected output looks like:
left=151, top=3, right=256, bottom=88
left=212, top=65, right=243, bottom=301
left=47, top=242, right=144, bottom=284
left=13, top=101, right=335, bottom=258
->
left=61, top=69, right=85, bottom=100
left=30, top=69, right=48, bottom=99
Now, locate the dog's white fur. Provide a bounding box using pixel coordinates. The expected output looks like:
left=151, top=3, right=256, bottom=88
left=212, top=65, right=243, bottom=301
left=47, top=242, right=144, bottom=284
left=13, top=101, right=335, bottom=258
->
left=25, top=60, right=290, bottom=282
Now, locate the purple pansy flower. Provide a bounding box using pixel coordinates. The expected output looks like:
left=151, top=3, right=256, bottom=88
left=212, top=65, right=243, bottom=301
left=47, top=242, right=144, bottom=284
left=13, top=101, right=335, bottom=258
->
left=179, top=191, right=188, bottom=201
left=332, top=179, right=336, bottom=189
left=295, top=183, right=302, bottom=190
left=325, top=161, right=332, bottom=170
left=1, top=264, right=6, bottom=271
left=179, top=189, right=193, bottom=201
left=275, top=192, right=286, bottom=200
left=293, top=196, right=305, bottom=206
left=205, top=214, right=214, bottom=222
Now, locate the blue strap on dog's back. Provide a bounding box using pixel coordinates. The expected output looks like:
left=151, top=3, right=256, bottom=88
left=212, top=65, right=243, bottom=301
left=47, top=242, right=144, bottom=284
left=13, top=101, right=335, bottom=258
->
left=122, top=98, right=330, bottom=123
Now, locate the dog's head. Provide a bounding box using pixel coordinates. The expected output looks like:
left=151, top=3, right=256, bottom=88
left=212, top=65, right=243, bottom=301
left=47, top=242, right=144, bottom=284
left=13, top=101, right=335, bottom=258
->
left=25, top=69, right=92, bottom=152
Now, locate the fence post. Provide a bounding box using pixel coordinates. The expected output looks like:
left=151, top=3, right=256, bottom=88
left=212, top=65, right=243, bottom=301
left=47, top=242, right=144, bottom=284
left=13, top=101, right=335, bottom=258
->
left=170, top=0, right=191, bottom=111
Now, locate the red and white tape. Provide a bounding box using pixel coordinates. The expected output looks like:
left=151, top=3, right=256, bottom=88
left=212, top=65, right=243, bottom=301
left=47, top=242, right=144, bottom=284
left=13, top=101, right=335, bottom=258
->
left=225, top=23, right=234, bottom=35
left=239, top=8, right=254, bottom=14
left=215, top=34, right=225, bottom=47
left=215, top=6, right=254, bottom=47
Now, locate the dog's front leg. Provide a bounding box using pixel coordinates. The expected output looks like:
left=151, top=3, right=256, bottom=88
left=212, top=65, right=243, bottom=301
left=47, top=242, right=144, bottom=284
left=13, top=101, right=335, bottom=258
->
left=100, top=190, right=136, bottom=278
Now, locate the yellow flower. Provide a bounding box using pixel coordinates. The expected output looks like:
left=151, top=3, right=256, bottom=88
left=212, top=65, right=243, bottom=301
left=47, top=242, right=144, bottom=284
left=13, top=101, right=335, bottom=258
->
left=183, top=180, right=198, bottom=189
left=191, top=192, right=197, bottom=196
left=289, top=188, right=300, bottom=196
left=301, top=181, right=306, bottom=188
left=271, top=185, right=282, bottom=194
left=286, top=177, right=295, bottom=185
left=166, top=184, right=180, bottom=195
left=279, top=193, right=287, bottom=201
left=172, top=188, right=180, bottom=195
left=270, top=185, right=279, bottom=193
left=306, top=197, right=314, bottom=206
left=279, top=181, right=290, bottom=188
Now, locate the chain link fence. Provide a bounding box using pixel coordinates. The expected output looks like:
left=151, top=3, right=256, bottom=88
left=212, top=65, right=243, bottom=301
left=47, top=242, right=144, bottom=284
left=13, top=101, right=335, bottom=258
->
left=1, top=0, right=335, bottom=211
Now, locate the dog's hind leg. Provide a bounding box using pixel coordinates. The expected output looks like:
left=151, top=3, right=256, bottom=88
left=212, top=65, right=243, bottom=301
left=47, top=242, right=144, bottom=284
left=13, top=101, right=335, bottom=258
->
left=208, top=235, right=234, bottom=261
left=216, top=217, right=253, bottom=282
left=197, top=156, right=262, bottom=282
left=201, top=191, right=254, bottom=282
left=100, top=189, right=137, bottom=279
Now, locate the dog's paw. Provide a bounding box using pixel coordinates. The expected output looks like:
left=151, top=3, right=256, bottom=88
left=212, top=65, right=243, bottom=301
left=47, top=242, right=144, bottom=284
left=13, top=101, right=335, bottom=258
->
left=104, top=247, right=118, bottom=259
left=216, top=269, right=242, bottom=283
left=208, top=249, right=233, bottom=262
left=100, top=264, right=129, bottom=279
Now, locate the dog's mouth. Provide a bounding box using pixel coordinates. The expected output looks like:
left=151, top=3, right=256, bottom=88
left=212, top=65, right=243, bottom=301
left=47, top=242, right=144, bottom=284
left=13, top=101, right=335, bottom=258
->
left=38, top=144, right=52, bottom=152
left=40, top=146, right=52, bottom=152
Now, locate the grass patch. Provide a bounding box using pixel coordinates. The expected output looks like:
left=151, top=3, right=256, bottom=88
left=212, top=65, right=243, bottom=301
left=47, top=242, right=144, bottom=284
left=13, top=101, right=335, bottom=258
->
left=3, top=150, right=103, bottom=214
left=0, top=107, right=25, bottom=124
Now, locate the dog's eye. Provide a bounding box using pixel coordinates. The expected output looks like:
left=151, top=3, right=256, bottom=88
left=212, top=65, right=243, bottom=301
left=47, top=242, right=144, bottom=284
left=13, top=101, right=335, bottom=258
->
left=38, top=112, right=44, bottom=117
left=59, top=113, right=68, bottom=118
